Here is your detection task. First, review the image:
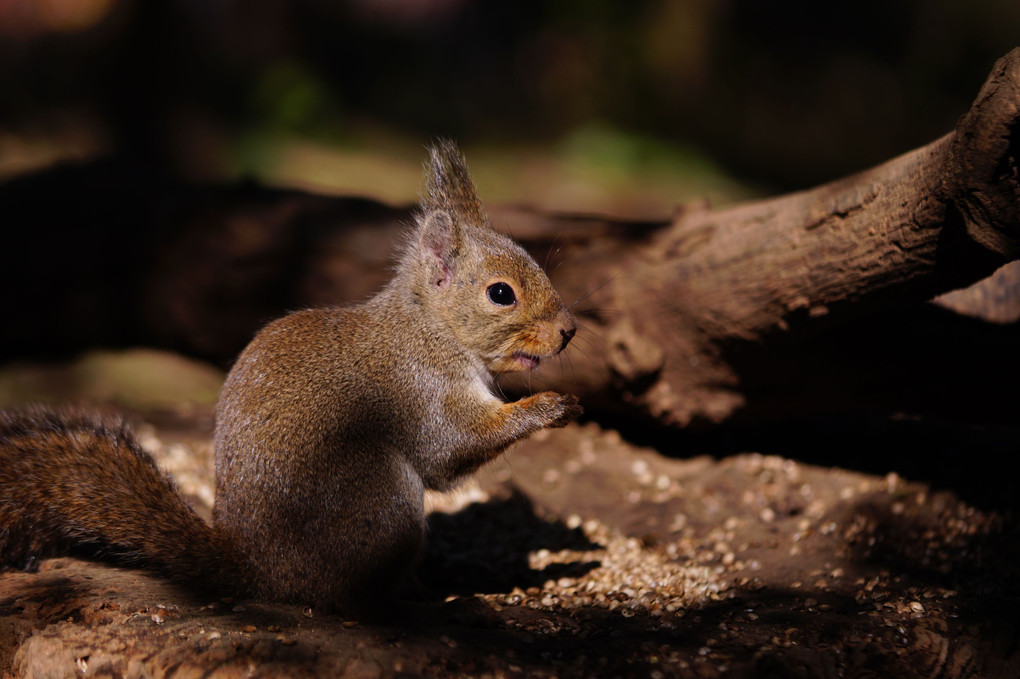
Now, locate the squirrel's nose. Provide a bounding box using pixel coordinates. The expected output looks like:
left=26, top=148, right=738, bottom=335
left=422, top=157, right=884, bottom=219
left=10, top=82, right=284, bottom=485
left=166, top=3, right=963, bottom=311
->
left=558, top=326, right=576, bottom=353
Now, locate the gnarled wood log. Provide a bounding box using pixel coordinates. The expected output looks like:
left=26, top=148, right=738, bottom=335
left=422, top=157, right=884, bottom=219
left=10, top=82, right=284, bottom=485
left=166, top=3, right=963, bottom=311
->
left=514, top=48, right=1020, bottom=426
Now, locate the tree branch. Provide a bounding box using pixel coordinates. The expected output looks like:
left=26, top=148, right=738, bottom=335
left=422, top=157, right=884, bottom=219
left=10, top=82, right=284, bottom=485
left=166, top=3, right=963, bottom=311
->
left=513, top=48, right=1020, bottom=426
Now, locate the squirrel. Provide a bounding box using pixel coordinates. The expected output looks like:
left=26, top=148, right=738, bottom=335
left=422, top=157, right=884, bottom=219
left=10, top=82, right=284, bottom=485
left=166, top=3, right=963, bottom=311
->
left=0, top=140, right=582, bottom=621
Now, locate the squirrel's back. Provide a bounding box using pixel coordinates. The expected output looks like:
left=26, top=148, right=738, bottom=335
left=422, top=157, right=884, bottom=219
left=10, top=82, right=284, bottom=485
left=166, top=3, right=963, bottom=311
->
left=213, top=303, right=436, bottom=608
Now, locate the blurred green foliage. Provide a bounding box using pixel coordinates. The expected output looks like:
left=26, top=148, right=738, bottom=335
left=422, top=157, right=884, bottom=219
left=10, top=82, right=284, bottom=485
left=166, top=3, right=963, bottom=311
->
left=1, top=0, right=1017, bottom=201
left=0, top=349, right=224, bottom=410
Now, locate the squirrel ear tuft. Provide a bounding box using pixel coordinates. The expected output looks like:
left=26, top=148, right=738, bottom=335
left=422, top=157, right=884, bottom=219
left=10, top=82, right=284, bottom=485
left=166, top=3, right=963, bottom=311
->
left=418, top=210, right=460, bottom=288
left=422, top=139, right=489, bottom=229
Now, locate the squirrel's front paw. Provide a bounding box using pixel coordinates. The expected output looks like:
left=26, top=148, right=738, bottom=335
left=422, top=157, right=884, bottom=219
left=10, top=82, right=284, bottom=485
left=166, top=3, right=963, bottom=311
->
left=524, top=392, right=583, bottom=429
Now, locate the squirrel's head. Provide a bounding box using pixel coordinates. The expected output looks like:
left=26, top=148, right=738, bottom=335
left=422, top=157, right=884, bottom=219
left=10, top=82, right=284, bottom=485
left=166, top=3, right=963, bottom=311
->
left=404, top=140, right=576, bottom=374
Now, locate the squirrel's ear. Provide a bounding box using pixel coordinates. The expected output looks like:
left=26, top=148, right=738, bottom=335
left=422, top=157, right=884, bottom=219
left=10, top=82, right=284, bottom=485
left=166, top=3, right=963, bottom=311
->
left=422, top=139, right=489, bottom=229
left=418, top=210, right=461, bottom=288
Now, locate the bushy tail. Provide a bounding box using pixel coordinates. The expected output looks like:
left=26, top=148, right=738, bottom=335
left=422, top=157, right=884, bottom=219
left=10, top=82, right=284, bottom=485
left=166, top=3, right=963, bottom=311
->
left=0, top=406, right=240, bottom=593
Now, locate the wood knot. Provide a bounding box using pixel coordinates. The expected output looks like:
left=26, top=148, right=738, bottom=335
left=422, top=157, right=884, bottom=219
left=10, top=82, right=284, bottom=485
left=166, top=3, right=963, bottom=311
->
left=607, top=320, right=664, bottom=385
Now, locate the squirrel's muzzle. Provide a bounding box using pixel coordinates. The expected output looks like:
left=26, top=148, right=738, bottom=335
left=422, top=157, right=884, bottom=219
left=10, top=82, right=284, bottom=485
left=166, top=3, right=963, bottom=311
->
left=558, top=326, right=576, bottom=353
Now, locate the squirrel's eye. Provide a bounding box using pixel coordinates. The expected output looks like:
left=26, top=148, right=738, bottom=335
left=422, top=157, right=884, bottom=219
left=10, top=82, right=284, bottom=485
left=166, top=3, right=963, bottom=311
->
left=486, top=282, right=516, bottom=306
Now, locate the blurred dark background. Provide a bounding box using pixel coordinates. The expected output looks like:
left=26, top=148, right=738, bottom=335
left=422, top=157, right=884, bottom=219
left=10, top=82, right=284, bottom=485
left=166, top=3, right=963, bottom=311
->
left=2, top=0, right=1018, bottom=211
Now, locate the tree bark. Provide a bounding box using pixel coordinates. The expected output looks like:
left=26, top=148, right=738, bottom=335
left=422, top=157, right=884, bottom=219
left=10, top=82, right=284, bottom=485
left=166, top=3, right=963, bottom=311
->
left=510, top=48, right=1020, bottom=426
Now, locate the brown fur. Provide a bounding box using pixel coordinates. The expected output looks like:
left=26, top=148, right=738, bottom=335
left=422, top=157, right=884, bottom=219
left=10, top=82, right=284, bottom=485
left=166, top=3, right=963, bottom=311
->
left=0, top=141, right=581, bottom=619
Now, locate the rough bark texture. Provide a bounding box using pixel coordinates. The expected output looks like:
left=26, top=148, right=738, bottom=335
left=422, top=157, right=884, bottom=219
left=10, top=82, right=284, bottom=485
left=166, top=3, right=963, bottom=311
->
left=531, top=48, right=1020, bottom=426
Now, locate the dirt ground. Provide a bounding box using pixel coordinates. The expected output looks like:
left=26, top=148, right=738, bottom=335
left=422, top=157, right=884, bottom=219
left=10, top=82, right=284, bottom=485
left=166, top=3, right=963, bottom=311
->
left=2, top=399, right=1018, bottom=679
